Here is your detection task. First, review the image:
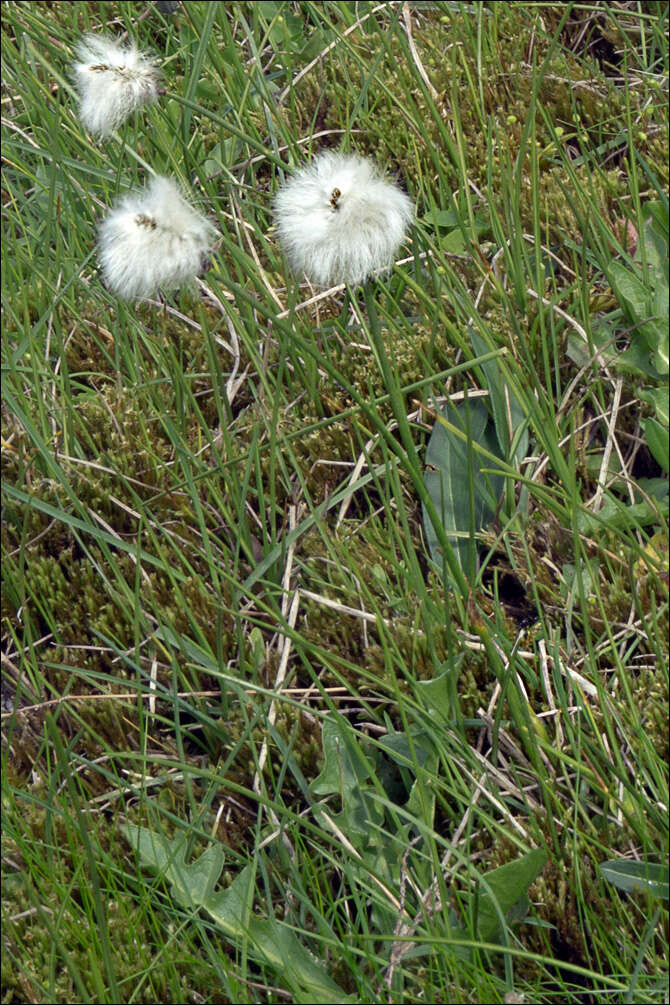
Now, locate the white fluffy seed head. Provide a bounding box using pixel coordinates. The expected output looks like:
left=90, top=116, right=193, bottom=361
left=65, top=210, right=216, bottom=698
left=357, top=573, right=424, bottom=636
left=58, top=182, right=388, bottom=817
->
left=74, top=33, right=161, bottom=137
left=273, top=151, right=413, bottom=288
left=98, top=175, right=218, bottom=300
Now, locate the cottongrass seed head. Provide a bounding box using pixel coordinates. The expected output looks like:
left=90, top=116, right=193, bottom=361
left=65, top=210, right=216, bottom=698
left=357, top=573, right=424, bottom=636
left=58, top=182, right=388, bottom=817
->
left=74, top=33, right=161, bottom=137
left=273, top=151, right=414, bottom=288
left=98, top=175, right=218, bottom=300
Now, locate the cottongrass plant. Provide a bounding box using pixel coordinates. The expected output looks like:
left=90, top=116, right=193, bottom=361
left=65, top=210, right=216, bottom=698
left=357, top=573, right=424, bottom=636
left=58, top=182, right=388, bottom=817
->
left=98, top=175, right=217, bottom=299
left=274, top=151, right=413, bottom=287
left=74, top=33, right=162, bottom=137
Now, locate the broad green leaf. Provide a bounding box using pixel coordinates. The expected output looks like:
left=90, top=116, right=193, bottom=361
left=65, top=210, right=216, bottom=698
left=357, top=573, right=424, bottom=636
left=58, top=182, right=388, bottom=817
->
left=422, top=397, right=505, bottom=579
left=578, top=493, right=669, bottom=533
left=209, top=878, right=350, bottom=1005
left=600, top=859, right=669, bottom=901
left=405, top=759, right=437, bottom=830
left=474, top=848, right=548, bottom=942
left=423, top=211, right=490, bottom=253
left=311, top=717, right=436, bottom=917
left=571, top=323, right=659, bottom=379
left=607, top=201, right=669, bottom=375
left=423, top=208, right=460, bottom=228
left=642, top=417, right=670, bottom=474
left=608, top=261, right=650, bottom=326
left=640, top=201, right=669, bottom=283
left=639, top=386, right=670, bottom=427
left=122, top=824, right=348, bottom=1004
left=470, top=331, right=529, bottom=463
left=376, top=729, right=437, bottom=826
left=441, top=228, right=470, bottom=254
left=311, top=715, right=375, bottom=797
left=205, top=862, right=253, bottom=935
left=377, top=730, right=433, bottom=772
left=415, top=663, right=462, bottom=725
left=312, top=716, right=384, bottom=841
left=651, top=306, right=669, bottom=373
left=449, top=848, right=547, bottom=957
left=637, top=478, right=669, bottom=503
left=195, top=860, right=342, bottom=1003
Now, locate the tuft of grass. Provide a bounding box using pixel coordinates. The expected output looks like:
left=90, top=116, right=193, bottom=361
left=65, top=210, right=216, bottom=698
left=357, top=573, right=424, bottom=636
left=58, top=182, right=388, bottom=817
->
left=2, top=2, right=668, bottom=1003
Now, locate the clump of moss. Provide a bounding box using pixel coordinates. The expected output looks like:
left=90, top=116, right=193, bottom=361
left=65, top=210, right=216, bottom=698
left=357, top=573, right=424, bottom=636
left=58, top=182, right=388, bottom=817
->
left=2, top=801, right=219, bottom=1004
left=630, top=667, right=669, bottom=761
